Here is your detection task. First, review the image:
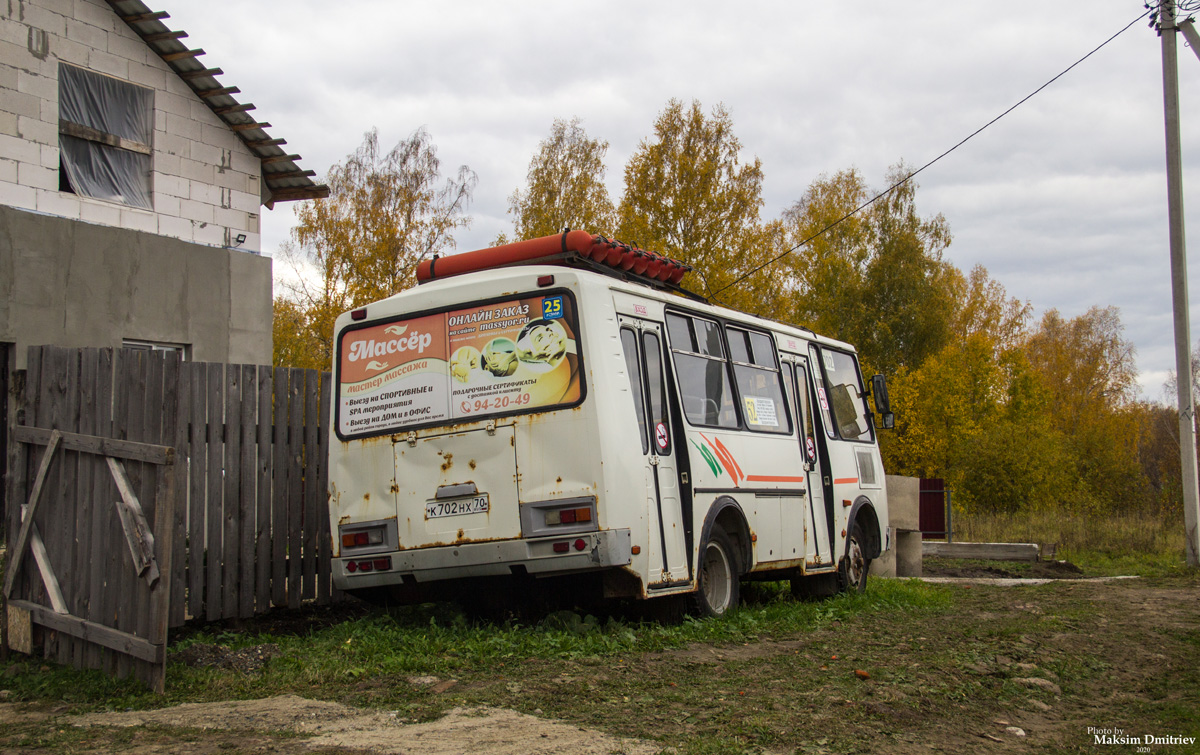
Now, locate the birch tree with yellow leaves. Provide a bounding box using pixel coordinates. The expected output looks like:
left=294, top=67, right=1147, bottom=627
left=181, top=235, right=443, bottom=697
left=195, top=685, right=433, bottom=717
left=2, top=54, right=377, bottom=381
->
left=275, top=127, right=476, bottom=369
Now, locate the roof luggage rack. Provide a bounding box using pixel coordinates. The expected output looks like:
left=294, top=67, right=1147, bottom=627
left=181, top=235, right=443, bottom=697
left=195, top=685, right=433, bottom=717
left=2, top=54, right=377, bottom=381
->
left=416, top=230, right=702, bottom=300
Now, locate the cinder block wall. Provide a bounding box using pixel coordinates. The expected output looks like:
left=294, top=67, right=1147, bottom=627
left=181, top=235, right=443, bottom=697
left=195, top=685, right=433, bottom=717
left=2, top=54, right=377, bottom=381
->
left=0, top=0, right=263, bottom=251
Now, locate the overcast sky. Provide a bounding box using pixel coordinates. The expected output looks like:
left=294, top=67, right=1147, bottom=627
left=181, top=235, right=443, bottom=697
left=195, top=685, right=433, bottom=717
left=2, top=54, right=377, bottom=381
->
left=156, top=0, right=1200, bottom=402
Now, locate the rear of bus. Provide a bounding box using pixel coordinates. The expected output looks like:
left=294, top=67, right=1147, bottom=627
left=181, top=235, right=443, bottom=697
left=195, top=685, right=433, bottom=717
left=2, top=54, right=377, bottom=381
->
left=327, top=267, right=634, bottom=603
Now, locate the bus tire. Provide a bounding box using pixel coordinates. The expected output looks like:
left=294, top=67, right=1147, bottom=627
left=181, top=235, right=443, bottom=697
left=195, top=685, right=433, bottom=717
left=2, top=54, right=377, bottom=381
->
left=838, top=521, right=870, bottom=593
left=691, top=524, right=740, bottom=617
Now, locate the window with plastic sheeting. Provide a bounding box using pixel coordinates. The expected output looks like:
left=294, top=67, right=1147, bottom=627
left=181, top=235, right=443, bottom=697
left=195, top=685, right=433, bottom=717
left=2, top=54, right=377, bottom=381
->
left=58, top=64, right=153, bottom=210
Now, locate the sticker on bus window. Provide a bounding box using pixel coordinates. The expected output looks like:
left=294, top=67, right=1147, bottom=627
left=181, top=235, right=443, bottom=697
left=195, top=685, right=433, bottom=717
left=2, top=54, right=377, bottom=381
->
left=805, top=437, right=816, bottom=461
left=542, top=296, right=564, bottom=320
left=655, top=422, right=669, bottom=451
left=338, top=294, right=582, bottom=437
left=823, top=350, right=836, bottom=372
left=744, top=396, right=779, bottom=427
left=817, top=385, right=829, bottom=411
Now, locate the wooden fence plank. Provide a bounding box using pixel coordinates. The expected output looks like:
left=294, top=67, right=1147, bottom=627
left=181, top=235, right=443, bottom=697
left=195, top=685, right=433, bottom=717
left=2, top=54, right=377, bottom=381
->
left=43, top=346, right=69, bottom=663
left=255, top=365, right=272, bottom=613
left=302, top=370, right=318, bottom=602
left=2, top=431, right=61, bottom=601
left=270, top=367, right=288, bottom=608
left=107, top=349, right=135, bottom=676
left=238, top=364, right=256, bottom=619
left=21, top=347, right=43, bottom=612
left=11, top=600, right=162, bottom=664
left=11, top=426, right=173, bottom=464
left=186, top=362, right=207, bottom=623
left=287, top=369, right=304, bottom=609
left=204, top=363, right=224, bottom=622
left=316, top=374, right=332, bottom=604
left=147, top=352, right=179, bottom=692
left=222, top=365, right=242, bottom=619
left=84, top=348, right=113, bottom=670
left=72, top=350, right=97, bottom=667
left=168, top=355, right=188, bottom=628
left=4, top=354, right=30, bottom=659
left=132, top=351, right=163, bottom=674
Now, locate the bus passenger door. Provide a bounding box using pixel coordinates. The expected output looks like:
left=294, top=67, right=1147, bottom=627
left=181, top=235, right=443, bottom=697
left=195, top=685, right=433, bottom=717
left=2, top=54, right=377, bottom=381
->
left=784, top=356, right=834, bottom=569
left=619, top=319, right=690, bottom=587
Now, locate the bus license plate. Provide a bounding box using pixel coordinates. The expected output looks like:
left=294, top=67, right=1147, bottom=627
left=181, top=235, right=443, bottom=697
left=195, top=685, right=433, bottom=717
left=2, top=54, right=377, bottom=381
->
left=425, top=495, right=489, bottom=519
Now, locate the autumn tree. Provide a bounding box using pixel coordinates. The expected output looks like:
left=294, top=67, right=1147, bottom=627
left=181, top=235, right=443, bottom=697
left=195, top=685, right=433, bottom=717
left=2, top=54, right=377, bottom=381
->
left=777, top=166, right=958, bottom=378
left=1024, top=306, right=1141, bottom=511
left=505, top=118, right=615, bottom=241
left=617, top=99, right=779, bottom=313
left=275, top=127, right=476, bottom=368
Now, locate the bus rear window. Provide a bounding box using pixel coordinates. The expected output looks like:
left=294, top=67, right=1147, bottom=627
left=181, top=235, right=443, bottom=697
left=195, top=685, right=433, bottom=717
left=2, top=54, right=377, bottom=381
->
left=336, top=292, right=583, bottom=438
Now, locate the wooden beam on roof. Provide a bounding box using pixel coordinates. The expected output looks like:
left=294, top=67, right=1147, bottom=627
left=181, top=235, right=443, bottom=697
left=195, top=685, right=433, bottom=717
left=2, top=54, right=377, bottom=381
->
left=212, top=103, right=255, bottom=115
left=161, top=48, right=205, bottom=62
left=231, top=122, right=271, bottom=131
left=269, top=185, right=331, bottom=202
left=245, top=138, right=287, bottom=149
left=121, top=11, right=169, bottom=23
left=178, top=67, right=223, bottom=80
left=142, top=30, right=188, bottom=42
left=259, top=153, right=300, bottom=164
left=264, top=169, right=317, bottom=181
left=195, top=86, right=239, bottom=98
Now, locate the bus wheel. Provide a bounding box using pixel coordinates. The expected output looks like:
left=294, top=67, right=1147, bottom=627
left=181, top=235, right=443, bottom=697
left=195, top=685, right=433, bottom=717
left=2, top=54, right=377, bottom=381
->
left=691, top=525, right=740, bottom=617
left=838, top=522, right=870, bottom=593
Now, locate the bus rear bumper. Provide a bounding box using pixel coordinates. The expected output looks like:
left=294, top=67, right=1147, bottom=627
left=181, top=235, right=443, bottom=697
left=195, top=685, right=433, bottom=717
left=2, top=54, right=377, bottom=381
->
left=333, top=528, right=633, bottom=589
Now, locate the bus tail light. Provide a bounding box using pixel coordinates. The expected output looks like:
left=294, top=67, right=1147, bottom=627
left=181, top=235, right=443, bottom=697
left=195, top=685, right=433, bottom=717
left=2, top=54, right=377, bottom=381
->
left=341, top=525, right=385, bottom=550
left=553, top=541, right=570, bottom=553
left=544, top=505, right=594, bottom=526
left=345, top=557, right=392, bottom=574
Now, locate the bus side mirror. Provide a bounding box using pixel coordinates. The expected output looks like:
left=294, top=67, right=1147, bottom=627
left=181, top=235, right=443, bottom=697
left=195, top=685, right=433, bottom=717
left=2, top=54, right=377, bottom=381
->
left=871, top=374, right=894, bottom=430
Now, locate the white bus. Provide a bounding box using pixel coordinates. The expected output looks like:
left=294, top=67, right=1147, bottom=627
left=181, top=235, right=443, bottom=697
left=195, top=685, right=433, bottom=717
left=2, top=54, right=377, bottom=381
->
left=328, top=231, right=893, bottom=616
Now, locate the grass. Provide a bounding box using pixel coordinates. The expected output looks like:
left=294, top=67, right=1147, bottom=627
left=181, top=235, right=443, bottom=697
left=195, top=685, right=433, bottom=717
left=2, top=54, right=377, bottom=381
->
left=951, top=508, right=1191, bottom=575
left=2, top=572, right=1198, bottom=754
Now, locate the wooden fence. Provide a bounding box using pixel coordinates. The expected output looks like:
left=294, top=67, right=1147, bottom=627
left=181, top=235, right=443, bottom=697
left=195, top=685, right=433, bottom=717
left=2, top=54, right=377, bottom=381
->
left=4, top=346, right=338, bottom=688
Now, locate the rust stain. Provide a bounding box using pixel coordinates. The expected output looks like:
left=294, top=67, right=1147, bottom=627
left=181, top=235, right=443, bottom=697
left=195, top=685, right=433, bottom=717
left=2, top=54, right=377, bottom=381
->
left=469, top=459, right=477, bottom=470
left=556, top=476, right=563, bottom=484
left=441, top=452, right=453, bottom=472
left=339, top=515, right=351, bottom=525
left=363, top=492, right=370, bottom=502
left=457, top=528, right=465, bottom=541
left=390, top=482, right=399, bottom=493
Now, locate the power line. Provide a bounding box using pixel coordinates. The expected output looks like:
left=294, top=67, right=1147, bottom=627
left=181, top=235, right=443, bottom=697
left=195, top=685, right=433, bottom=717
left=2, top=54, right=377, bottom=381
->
left=711, top=7, right=1154, bottom=301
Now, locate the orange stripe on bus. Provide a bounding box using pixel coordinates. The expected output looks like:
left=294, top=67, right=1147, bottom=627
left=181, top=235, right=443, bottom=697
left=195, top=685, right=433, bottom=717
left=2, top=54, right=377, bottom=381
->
left=833, top=477, right=858, bottom=484
left=745, top=475, right=807, bottom=483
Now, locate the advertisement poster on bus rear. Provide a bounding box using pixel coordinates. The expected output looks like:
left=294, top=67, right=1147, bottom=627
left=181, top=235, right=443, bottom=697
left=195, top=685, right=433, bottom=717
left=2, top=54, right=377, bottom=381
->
left=337, top=294, right=582, bottom=437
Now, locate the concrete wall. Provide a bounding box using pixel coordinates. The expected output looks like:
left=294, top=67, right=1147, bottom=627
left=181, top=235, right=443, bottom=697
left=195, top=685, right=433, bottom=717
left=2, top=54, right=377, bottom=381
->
left=0, top=204, right=271, bottom=366
left=0, top=0, right=263, bottom=251
left=871, top=475, right=923, bottom=579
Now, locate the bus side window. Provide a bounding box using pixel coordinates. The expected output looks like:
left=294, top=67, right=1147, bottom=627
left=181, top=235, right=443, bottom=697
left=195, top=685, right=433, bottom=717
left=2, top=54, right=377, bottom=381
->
left=620, top=328, right=650, bottom=455
left=809, top=347, right=838, bottom=440
left=823, top=349, right=873, bottom=441
left=666, top=312, right=738, bottom=429
left=795, top=361, right=818, bottom=464
left=726, top=326, right=791, bottom=434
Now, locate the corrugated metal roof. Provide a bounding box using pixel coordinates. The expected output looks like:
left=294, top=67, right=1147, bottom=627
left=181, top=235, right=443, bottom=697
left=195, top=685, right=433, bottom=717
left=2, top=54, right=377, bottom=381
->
left=105, top=0, right=329, bottom=204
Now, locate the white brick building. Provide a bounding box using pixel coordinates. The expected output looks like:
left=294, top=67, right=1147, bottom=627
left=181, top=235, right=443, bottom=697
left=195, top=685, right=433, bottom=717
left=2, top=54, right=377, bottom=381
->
left=0, top=0, right=327, bottom=368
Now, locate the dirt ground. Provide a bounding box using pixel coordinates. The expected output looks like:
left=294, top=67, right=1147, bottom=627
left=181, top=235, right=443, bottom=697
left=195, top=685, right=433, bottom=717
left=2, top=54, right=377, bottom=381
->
left=1, top=568, right=1197, bottom=754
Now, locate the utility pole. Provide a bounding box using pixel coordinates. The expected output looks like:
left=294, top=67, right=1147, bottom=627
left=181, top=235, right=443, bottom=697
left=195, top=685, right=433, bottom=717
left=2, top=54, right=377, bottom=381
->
left=1159, top=0, right=1200, bottom=567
